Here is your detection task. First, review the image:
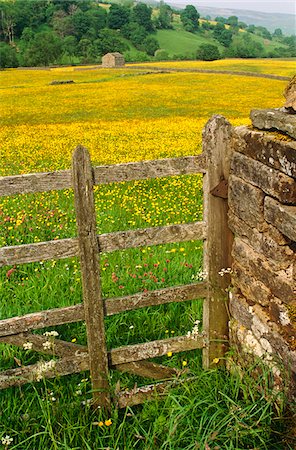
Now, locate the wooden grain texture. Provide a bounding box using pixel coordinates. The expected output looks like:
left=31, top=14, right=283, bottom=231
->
left=105, top=282, right=207, bottom=315
left=0, top=283, right=207, bottom=337
left=0, top=170, right=71, bottom=197
left=202, top=115, right=234, bottom=368
left=116, top=381, right=171, bottom=408
left=93, top=154, right=207, bottom=184
left=0, top=354, right=90, bottom=389
left=0, top=333, right=87, bottom=358
left=0, top=222, right=205, bottom=267
left=0, top=334, right=205, bottom=389
left=0, top=333, right=177, bottom=380
left=116, top=377, right=196, bottom=408
left=0, top=238, right=79, bottom=267
left=98, top=221, right=206, bottom=253
left=0, top=304, right=85, bottom=337
left=72, top=145, right=110, bottom=410
left=0, top=333, right=205, bottom=364
left=0, top=155, right=206, bottom=197
left=110, top=334, right=205, bottom=365
left=113, top=361, right=179, bottom=380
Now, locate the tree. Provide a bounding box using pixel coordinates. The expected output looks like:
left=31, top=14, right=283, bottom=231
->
left=121, top=22, right=147, bottom=47
left=132, top=3, right=153, bottom=32
left=225, top=34, right=264, bottom=58
left=238, top=21, right=247, bottom=29
left=23, top=31, right=62, bottom=66
left=213, top=23, right=232, bottom=47
left=180, top=5, right=200, bottom=33
left=51, top=10, right=75, bottom=37
left=0, top=42, right=18, bottom=68
left=94, top=28, right=128, bottom=55
left=273, top=28, right=283, bottom=38
left=78, top=37, right=94, bottom=60
left=154, top=48, right=169, bottom=60
left=247, top=24, right=256, bottom=34
left=108, top=4, right=130, bottom=30
left=197, top=44, right=220, bottom=61
left=227, top=16, right=238, bottom=27
left=70, top=9, right=91, bottom=40
left=51, top=0, right=92, bottom=14
left=256, top=26, right=272, bottom=40
left=157, top=2, right=173, bottom=29
left=215, top=16, right=226, bottom=24
left=62, top=35, right=77, bottom=55
left=85, top=7, right=107, bottom=36
left=141, top=35, right=159, bottom=55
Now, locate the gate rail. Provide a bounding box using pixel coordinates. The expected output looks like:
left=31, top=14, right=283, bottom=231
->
left=0, top=115, right=233, bottom=409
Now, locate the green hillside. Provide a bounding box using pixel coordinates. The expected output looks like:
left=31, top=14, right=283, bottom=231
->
left=156, top=29, right=223, bottom=58
left=0, top=0, right=294, bottom=68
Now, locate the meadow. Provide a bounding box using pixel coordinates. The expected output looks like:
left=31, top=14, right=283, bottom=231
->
left=0, top=60, right=294, bottom=449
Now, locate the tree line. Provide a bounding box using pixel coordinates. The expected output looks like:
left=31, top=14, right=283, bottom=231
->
left=0, top=0, right=295, bottom=68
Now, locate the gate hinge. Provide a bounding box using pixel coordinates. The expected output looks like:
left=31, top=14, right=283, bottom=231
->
left=210, top=179, right=228, bottom=199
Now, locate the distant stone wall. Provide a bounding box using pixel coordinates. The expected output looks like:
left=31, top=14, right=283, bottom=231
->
left=227, top=109, right=296, bottom=396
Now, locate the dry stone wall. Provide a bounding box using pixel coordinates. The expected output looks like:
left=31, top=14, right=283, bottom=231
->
left=227, top=108, right=296, bottom=396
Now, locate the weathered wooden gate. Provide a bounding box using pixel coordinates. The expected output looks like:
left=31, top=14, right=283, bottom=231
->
left=0, top=116, right=233, bottom=409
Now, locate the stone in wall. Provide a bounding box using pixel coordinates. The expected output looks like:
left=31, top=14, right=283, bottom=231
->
left=229, top=292, right=296, bottom=373
left=264, top=196, right=296, bottom=242
left=232, top=260, right=275, bottom=307
left=228, top=210, right=294, bottom=270
left=233, top=126, right=296, bottom=178
left=228, top=175, right=266, bottom=230
left=232, top=238, right=295, bottom=304
left=250, top=109, right=296, bottom=140
left=231, top=152, right=296, bottom=204
left=284, top=74, right=296, bottom=111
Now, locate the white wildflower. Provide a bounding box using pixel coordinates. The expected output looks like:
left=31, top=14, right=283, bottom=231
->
left=186, top=319, right=201, bottom=339
left=49, top=392, right=57, bottom=402
left=42, top=341, right=53, bottom=350
left=1, top=435, right=13, bottom=446
left=34, top=360, right=56, bottom=382
left=191, top=271, right=207, bottom=281
left=43, top=331, right=59, bottom=337
left=23, top=341, right=33, bottom=350
left=218, top=267, right=233, bottom=276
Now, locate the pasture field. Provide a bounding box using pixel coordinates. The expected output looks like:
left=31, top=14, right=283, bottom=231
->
left=0, top=61, right=293, bottom=449
left=135, top=59, right=296, bottom=77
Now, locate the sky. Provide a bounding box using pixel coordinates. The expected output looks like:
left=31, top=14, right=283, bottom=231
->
left=172, top=0, right=296, bottom=15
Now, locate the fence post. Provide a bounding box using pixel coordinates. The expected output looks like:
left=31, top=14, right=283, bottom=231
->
left=72, top=145, right=110, bottom=410
left=202, top=115, right=234, bottom=369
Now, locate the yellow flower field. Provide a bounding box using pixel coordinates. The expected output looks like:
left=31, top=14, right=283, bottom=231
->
left=0, top=63, right=289, bottom=176
left=135, top=58, right=296, bottom=77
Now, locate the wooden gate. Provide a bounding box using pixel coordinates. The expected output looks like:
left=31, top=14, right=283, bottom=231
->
left=0, top=116, right=233, bottom=409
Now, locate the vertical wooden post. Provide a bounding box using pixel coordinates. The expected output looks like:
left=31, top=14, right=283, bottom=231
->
left=72, top=145, right=110, bottom=410
left=202, top=115, right=234, bottom=369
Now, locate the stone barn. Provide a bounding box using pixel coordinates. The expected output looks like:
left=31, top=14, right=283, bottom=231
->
left=102, top=52, right=125, bottom=68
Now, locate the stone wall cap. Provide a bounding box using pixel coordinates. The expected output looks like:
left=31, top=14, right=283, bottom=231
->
left=250, top=109, right=296, bottom=140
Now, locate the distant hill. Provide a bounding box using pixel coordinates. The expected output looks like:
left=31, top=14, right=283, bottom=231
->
left=167, top=3, right=296, bottom=35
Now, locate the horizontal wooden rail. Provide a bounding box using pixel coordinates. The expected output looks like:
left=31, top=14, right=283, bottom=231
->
left=0, top=282, right=207, bottom=337
left=0, top=154, right=206, bottom=197
left=0, top=334, right=205, bottom=389
left=0, top=221, right=206, bottom=267
left=116, top=376, right=197, bottom=408
left=116, top=380, right=173, bottom=408
left=0, top=333, right=180, bottom=380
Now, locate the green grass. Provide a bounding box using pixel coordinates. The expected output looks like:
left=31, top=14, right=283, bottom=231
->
left=0, top=175, right=294, bottom=449
left=155, top=29, right=223, bottom=58
left=0, top=360, right=292, bottom=449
